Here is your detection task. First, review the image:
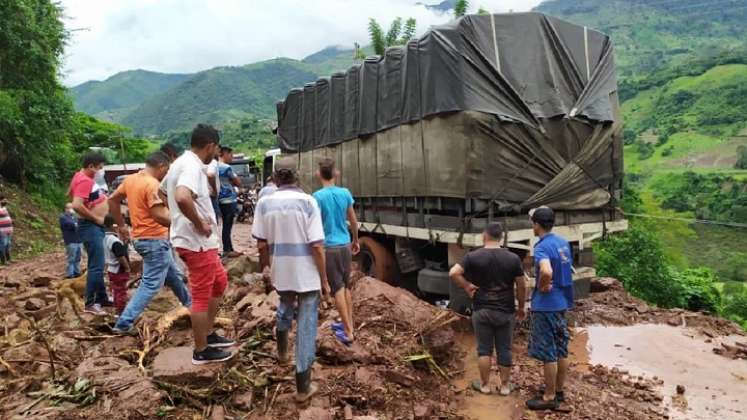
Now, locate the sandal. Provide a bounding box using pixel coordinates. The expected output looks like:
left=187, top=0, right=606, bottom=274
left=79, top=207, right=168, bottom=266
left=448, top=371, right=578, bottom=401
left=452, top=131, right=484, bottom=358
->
left=471, top=380, right=491, bottom=394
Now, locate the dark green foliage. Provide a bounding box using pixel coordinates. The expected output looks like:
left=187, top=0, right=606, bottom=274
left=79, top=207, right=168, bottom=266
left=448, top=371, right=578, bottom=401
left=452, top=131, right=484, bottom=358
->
left=368, top=19, right=386, bottom=56
left=736, top=146, right=747, bottom=170
left=385, top=18, right=402, bottom=48
left=623, top=128, right=637, bottom=145
left=164, top=117, right=274, bottom=158
left=368, top=17, right=418, bottom=57
left=595, top=223, right=685, bottom=308
left=454, top=0, right=469, bottom=17
left=636, top=142, right=654, bottom=160
left=655, top=172, right=747, bottom=223
left=620, top=175, right=643, bottom=214
left=661, top=146, right=674, bottom=157
left=723, top=292, right=747, bottom=330
left=674, top=268, right=722, bottom=313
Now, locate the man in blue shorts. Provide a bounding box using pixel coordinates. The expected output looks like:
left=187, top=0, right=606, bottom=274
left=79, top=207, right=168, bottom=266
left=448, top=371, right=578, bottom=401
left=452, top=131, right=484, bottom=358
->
left=526, top=206, right=574, bottom=411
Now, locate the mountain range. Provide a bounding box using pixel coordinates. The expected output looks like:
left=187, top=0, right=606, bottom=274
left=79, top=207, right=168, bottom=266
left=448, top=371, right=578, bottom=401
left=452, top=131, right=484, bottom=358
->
left=70, top=0, right=747, bottom=143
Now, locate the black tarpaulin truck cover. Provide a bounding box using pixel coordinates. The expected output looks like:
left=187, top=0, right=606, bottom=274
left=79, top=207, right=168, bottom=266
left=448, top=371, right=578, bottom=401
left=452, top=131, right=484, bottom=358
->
left=275, top=12, right=623, bottom=211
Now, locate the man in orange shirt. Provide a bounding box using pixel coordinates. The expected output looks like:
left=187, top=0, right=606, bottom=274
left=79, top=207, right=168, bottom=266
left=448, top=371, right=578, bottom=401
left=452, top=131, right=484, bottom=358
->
left=108, top=151, right=192, bottom=334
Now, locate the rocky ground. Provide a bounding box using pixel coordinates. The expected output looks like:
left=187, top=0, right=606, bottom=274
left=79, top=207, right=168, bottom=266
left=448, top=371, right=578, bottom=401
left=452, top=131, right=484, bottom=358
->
left=0, top=223, right=744, bottom=420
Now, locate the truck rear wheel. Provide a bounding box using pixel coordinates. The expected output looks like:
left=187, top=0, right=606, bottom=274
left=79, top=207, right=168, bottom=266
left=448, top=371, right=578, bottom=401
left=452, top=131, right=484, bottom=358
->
left=356, top=236, right=398, bottom=284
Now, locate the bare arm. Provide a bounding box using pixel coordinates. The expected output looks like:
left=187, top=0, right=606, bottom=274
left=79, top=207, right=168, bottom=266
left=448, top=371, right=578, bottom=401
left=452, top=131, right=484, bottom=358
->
left=72, top=197, right=104, bottom=225
left=207, top=174, right=217, bottom=197
left=346, top=206, right=360, bottom=254
left=175, top=186, right=210, bottom=236
left=515, top=274, right=528, bottom=320
left=449, top=263, right=478, bottom=298
left=311, top=243, right=330, bottom=296
left=117, top=256, right=131, bottom=273
left=148, top=204, right=171, bottom=227
left=538, top=259, right=553, bottom=293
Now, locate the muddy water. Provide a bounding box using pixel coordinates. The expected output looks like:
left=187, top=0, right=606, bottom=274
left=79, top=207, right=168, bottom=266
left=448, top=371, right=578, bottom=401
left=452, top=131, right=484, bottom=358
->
left=453, top=333, right=525, bottom=420
left=581, top=324, right=747, bottom=420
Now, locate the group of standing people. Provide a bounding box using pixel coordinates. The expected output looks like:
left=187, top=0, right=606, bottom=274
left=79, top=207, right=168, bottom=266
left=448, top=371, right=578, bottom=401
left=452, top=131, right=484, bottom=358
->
left=57, top=122, right=574, bottom=407
left=450, top=206, right=575, bottom=411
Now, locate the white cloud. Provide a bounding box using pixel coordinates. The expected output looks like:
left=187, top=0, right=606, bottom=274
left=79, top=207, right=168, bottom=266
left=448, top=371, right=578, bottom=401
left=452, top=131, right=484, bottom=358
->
left=60, top=0, right=543, bottom=86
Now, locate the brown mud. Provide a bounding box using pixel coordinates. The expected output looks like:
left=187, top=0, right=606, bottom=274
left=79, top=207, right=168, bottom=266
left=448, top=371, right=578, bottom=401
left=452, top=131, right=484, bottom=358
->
left=1, top=226, right=745, bottom=419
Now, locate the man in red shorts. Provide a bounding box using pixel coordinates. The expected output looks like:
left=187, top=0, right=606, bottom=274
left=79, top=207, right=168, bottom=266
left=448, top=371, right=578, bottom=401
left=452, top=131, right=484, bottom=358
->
left=162, top=124, right=235, bottom=364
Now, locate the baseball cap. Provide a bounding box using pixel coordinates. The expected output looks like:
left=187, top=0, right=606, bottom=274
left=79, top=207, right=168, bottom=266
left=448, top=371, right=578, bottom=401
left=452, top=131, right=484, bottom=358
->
left=529, top=206, right=555, bottom=224
left=274, top=157, right=297, bottom=174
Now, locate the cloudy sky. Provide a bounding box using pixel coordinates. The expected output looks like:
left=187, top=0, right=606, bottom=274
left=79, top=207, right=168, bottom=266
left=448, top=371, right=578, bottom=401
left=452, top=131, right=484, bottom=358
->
left=60, top=0, right=543, bottom=86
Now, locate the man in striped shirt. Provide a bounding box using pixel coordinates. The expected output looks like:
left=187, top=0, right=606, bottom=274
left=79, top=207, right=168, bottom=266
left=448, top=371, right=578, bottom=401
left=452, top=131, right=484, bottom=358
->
left=0, top=195, right=13, bottom=265
left=252, top=157, right=329, bottom=404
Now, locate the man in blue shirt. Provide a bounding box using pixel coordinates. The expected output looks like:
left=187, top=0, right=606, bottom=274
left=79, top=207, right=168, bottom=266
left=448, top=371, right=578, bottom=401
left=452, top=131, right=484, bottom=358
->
left=526, top=206, right=574, bottom=411
left=218, top=146, right=242, bottom=257
left=313, top=158, right=360, bottom=344
left=60, top=203, right=82, bottom=278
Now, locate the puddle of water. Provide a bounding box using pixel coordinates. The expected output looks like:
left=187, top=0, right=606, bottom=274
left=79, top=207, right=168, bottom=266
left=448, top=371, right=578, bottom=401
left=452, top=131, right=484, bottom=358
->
left=453, top=333, right=525, bottom=420
left=581, top=324, right=747, bottom=420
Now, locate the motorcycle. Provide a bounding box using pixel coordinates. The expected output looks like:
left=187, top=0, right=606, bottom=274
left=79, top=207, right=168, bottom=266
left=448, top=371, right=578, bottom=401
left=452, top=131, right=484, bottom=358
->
left=236, top=189, right=257, bottom=223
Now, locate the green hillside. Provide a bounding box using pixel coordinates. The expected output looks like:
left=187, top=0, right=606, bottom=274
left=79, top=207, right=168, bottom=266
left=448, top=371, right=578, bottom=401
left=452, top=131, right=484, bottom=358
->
left=121, top=59, right=323, bottom=135
left=70, top=69, right=189, bottom=117
left=535, top=0, right=747, bottom=78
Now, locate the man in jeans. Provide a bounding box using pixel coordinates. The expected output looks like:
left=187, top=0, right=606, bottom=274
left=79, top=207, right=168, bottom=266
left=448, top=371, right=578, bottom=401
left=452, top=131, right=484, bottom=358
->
left=164, top=124, right=235, bottom=365
left=449, top=222, right=527, bottom=395
left=525, top=207, right=574, bottom=411
left=69, top=151, right=111, bottom=315
left=252, top=157, right=329, bottom=404
left=109, top=151, right=192, bottom=334
left=59, top=203, right=82, bottom=278
left=313, top=158, right=359, bottom=344
left=218, top=146, right=241, bottom=257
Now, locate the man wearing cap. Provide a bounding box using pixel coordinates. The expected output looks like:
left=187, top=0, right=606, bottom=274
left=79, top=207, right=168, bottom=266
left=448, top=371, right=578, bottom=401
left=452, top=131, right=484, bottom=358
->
left=526, top=206, right=574, bottom=411
left=251, top=157, right=329, bottom=404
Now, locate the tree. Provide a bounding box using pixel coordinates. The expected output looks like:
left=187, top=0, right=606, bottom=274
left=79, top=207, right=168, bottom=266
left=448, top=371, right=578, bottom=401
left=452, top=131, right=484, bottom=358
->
left=367, top=17, right=417, bottom=56
left=455, top=0, right=470, bottom=18
left=368, top=18, right=386, bottom=56
left=477, top=6, right=490, bottom=15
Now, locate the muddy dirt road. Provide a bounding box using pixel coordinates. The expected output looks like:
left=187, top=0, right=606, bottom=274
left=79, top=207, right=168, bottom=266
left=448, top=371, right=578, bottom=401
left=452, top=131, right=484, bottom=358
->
left=1, top=222, right=745, bottom=419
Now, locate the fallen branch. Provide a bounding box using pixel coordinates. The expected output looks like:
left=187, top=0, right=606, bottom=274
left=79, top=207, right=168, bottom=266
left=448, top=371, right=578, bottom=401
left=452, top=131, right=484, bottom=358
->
left=0, top=354, right=18, bottom=377
left=17, top=312, right=56, bottom=380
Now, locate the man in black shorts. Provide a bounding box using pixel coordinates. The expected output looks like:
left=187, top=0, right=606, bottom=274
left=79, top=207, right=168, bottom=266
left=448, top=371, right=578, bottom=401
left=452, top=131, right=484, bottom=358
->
left=449, top=222, right=527, bottom=395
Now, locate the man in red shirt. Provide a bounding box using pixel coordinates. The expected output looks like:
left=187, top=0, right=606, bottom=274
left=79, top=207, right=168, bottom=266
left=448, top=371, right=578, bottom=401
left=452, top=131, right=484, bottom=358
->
left=69, top=151, right=111, bottom=316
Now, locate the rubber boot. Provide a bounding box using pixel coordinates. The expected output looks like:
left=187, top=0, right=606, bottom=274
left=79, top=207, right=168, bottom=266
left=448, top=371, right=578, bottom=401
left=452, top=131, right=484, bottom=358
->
left=295, top=369, right=318, bottom=404
left=277, top=329, right=289, bottom=366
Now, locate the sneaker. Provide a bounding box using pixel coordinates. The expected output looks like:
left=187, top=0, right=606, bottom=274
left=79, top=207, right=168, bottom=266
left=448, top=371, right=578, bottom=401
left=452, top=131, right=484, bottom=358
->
left=192, top=347, right=235, bottom=365
left=84, top=304, right=106, bottom=316
left=207, top=332, right=236, bottom=348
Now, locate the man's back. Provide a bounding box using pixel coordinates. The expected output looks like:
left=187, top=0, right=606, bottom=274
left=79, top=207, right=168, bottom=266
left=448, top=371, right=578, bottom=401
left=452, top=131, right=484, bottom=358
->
left=313, top=186, right=353, bottom=247
left=252, top=186, right=325, bottom=293
left=163, top=151, right=219, bottom=251
left=119, top=171, right=168, bottom=239
left=462, top=247, right=523, bottom=312
left=532, top=233, right=574, bottom=312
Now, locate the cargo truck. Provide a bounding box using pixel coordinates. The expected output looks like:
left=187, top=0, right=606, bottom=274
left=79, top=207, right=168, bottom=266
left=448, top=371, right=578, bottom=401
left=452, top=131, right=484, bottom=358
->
left=268, top=12, right=628, bottom=312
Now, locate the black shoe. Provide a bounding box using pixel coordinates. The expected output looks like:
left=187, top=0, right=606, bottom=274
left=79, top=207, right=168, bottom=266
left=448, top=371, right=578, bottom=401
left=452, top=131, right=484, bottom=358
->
left=538, top=385, right=565, bottom=402
left=295, top=369, right=319, bottom=403
left=207, top=332, right=236, bottom=348
left=192, top=347, right=235, bottom=365
left=526, top=396, right=559, bottom=411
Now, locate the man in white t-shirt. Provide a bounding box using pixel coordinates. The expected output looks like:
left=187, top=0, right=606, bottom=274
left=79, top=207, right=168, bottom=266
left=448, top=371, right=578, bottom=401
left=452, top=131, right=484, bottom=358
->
left=252, top=157, right=329, bottom=404
left=162, top=124, right=236, bottom=365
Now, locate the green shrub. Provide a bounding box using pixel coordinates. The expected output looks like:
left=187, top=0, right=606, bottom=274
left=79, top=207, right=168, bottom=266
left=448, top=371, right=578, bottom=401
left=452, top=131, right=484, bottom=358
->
left=637, top=142, right=655, bottom=160
left=722, top=291, right=747, bottom=329
left=595, top=222, right=685, bottom=308
left=674, top=268, right=722, bottom=313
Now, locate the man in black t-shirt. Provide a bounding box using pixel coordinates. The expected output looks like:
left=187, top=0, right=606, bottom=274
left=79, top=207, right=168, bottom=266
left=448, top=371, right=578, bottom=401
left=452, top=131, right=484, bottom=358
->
left=449, top=222, right=528, bottom=395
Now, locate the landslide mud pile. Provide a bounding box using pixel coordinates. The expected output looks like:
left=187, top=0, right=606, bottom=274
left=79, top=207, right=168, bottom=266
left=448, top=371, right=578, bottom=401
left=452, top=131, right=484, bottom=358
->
left=0, top=254, right=466, bottom=420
